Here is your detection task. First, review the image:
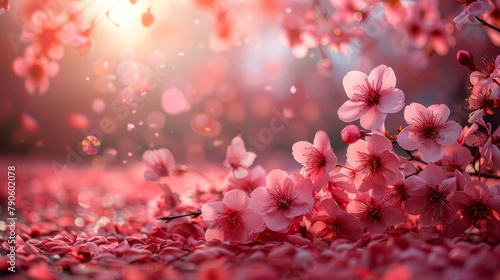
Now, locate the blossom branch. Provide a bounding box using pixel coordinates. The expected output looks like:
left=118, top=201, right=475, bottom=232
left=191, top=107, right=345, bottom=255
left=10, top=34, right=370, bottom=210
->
left=156, top=210, right=202, bottom=223
left=474, top=16, right=500, bottom=33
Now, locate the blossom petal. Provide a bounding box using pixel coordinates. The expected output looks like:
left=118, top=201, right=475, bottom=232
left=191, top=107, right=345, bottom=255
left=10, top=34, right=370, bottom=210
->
left=367, top=134, right=393, bottom=153
left=346, top=200, right=368, bottom=215
left=368, top=64, right=396, bottom=89
left=223, top=190, right=249, bottom=211
left=240, top=209, right=265, bottom=230
left=201, top=201, right=224, bottom=224
left=452, top=192, right=474, bottom=209
left=343, top=70, right=368, bottom=98
left=266, top=169, right=288, bottom=191
left=381, top=206, right=405, bottom=226
left=265, top=211, right=291, bottom=231
left=418, top=163, right=445, bottom=186
left=359, top=106, right=386, bottom=130
left=313, top=130, right=331, bottom=154
left=428, top=104, right=450, bottom=125
left=438, top=121, right=461, bottom=146
left=418, top=140, right=444, bottom=163
left=346, top=139, right=368, bottom=168
left=249, top=187, right=271, bottom=213
left=337, top=101, right=368, bottom=122
left=377, top=88, right=405, bottom=113
left=233, top=167, right=249, bottom=179
left=403, top=103, right=427, bottom=125
left=12, top=57, right=28, bottom=76
left=292, top=141, right=313, bottom=164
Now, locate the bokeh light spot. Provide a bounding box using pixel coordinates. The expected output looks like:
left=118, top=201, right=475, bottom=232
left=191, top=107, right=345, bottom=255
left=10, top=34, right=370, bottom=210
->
left=81, top=135, right=101, bottom=155
left=162, top=87, right=187, bottom=115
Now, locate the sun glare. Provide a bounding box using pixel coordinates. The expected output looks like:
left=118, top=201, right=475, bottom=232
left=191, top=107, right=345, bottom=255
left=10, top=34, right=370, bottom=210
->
left=83, top=0, right=171, bottom=44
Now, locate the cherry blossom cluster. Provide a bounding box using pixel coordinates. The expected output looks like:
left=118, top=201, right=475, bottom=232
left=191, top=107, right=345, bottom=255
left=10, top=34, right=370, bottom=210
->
left=9, top=1, right=95, bottom=94
left=279, top=0, right=457, bottom=64
left=2, top=159, right=500, bottom=279
left=144, top=63, right=500, bottom=245
left=7, top=0, right=500, bottom=95
left=8, top=0, right=160, bottom=95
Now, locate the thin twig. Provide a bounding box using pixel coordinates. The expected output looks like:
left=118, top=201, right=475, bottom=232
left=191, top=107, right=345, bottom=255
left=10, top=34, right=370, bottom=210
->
left=156, top=210, right=202, bottom=223
left=474, top=16, right=500, bottom=33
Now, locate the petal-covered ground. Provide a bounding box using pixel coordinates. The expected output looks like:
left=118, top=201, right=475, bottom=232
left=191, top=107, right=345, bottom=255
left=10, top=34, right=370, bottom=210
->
left=1, top=160, right=500, bottom=280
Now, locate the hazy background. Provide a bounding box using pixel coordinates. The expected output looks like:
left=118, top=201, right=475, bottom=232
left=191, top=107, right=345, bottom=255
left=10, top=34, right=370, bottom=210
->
left=0, top=0, right=497, bottom=171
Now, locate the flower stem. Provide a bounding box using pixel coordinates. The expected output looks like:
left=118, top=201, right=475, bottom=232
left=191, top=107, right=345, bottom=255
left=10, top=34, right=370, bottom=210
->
left=474, top=16, right=500, bottom=33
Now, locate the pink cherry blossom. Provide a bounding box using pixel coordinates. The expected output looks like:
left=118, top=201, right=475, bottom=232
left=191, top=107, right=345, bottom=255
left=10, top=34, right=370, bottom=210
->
left=453, top=0, right=494, bottom=30
left=466, top=85, right=497, bottom=123
left=292, top=130, right=338, bottom=190
left=12, top=47, right=59, bottom=95
left=281, top=14, right=318, bottom=58
left=385, top=183, right=410, bottom=207
left=0, top=0, right=10, bottom=11
left=346, top=134, right=403, bottom=197
left=250, top=170, right=314, bottom=231
left=142, top=148, right=176, bottom=184
left=223, top=136, right=257, bottom=179
left=464, top=119, right=500, bottom=168
left=426, top=20, right=456, bottom=56
left=383, top=0, right=408, bottom=26
left=452, top=180, right=500, bottom=228
left=22, top=10, right=69, bottom=60
left=404, top=164, right=457, bottom=227
left=469, top=55, right=500, bottom=95
left=309, top=199, right=362, bottom=241
left=337, top=64, right=405, bottom=130
left=435, top=143, right=471, bottom=176
left=346, top=196, right=405, bottom=234
left=397, top=103, right=462, bottom=163
left=226, top=165, right=266, bottom=195
left=201, top=189, right=264, bottom=243
left=477, top=122, right=500, bottom=168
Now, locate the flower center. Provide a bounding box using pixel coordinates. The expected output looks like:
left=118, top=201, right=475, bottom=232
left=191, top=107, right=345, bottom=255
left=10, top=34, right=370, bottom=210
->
left=330, top=222, right=345, bottom=236
left=422, top=124, right=438, bottom=140
left=462, top=201, right=489, bottom=224
left=278, top=199, right=291, bottom=208
left=38, top=28, right=60, bottom=55
left=229, top=156, right=241, bottom=169
left=385, top=185, right=409, bottom=206
left=303, top=146, right=326, bottom=176
left=154, top=163, right=169, bottom=177
left=226, top=212, right=241, bottom=227
left=358, top=152, right=381, bottom=175
left=429, top=189, right=445, bottom=203
left=30, top=63, right=44, bottom=81
left=366, top=206, right=382, bottom=222
left=356, top=78, right=381, bottom=105
left=411, top=110, right=444, bottom=142
left=467, top=88, right=492, bottom=110
left=479, top=56, right=496, bottom=78
left=408, top=23, right=421, bottom=36
left=270, top=183, right=294, bottom=210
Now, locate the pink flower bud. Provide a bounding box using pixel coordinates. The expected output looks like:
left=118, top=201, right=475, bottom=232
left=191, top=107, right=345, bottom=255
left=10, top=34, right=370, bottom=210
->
left=341, top=125, right=365, bottom=144
left=457, top=50, right=476, bottom=71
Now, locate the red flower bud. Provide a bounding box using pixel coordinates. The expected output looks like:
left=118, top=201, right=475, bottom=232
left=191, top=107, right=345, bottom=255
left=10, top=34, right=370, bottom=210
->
left=457, top=50, right=476, bottom=71
left=341, top=125, right=366, bottom=144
